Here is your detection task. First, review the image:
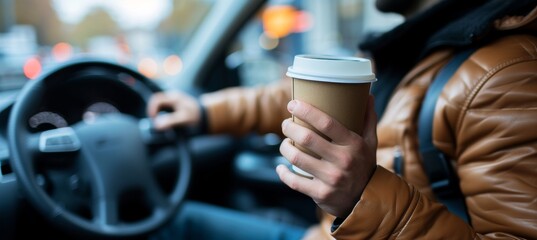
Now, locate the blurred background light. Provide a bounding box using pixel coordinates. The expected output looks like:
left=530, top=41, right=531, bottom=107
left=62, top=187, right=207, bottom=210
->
left=258, top=33, right=279, bottom=50
left=23, top=56, right=42, bottom=79
left=51, top=42, right=73, bottom=62
left=163, top=55, right=183, bottom=76
left=293, top=10, right=312, bottom=33
left=137, top=57, right=158, bottom=79
left=262, top=5, right=297, bottom=38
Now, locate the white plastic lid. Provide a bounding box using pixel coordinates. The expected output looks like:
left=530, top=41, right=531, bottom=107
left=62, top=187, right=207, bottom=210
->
left=286, top=54, right=376, bottom=83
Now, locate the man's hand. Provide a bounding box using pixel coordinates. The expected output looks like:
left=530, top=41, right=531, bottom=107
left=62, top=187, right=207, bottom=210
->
left=147, top=91, right=201, bottom=130
left=277, top=95, right=378, bottom=218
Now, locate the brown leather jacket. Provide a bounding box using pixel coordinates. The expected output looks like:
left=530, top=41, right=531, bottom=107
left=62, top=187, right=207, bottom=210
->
left=199, top=7, right=537, bottom=240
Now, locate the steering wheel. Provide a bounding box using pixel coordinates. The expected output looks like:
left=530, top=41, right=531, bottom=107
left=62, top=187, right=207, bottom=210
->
left=7, top=59, right=191, bottom=239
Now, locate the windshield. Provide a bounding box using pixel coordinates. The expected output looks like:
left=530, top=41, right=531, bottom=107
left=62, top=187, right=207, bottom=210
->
left=0, top=0, right=214, bottom=91
left=0, top=0, right=403, bottom=93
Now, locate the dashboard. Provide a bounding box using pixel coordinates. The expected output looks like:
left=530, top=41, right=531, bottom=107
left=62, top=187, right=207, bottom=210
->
left=25, top=76, right=150, bottom=131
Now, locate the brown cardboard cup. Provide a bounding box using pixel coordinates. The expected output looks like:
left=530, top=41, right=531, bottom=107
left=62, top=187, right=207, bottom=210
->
left=286, top=55, right=376, bottom=178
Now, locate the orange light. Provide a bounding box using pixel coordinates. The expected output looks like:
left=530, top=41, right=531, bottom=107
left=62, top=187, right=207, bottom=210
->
left=138, top=58, right=158, bottom=79
left=52, top=42, right=73, bottom=62
left=262, top=5, right=297, bottom=38
left=163, top=55, right=183, bottom=76
left=23, top=57, right=42, bottom=80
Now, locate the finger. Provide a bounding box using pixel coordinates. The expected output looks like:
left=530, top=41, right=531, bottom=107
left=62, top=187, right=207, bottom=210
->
left=283, top=117, right=353, bottom=162
left=153, top=107, right=198, bottom=130
left=147, top=92, right=167, bottom=117
left=287, top=100, right=352, bottom=145
left=281, top=118, right=332, bottom=158
left=279, top=138, right=329, bottom=178
left=362, top=95, right=378, bottom=148
left=276, top=164, right=320, bottom=197
left=147, top=92, right=181, bottom=117
left=153, top=113, right=178, bottom=130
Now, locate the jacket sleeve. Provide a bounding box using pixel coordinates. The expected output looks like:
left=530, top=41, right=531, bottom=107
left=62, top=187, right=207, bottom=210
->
left=331, top=167, right=475, bottom=239
left=200, top=79, right=292, bottom=136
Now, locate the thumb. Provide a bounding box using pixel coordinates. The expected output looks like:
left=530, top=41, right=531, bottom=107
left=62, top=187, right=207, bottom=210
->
left=153, top=114, right=178, bottom=130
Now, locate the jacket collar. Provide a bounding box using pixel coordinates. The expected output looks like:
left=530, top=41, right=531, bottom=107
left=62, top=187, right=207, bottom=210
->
left=425, top=0, right=537, bottom=56
left=362, top=0, right=537, bottom=117
left=360, top=0, right=537, bottom=70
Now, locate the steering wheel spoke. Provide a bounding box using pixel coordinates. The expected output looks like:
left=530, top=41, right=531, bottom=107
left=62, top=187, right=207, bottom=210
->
left=93, top=197, right=119, bottom=226
left=145, top=177, right=172, bottom=210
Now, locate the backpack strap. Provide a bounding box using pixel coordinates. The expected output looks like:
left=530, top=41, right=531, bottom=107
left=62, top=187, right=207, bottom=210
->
left=418, top=48, right=476, bottom=224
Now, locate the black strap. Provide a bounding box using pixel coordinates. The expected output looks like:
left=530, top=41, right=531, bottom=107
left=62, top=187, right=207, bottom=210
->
left=418, top=48, right=475, bottom=224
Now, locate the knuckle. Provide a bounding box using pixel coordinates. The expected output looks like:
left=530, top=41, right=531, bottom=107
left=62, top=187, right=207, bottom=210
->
left=318, top=117, right=336, bottom=133
left=353, top=138, right=365, bottom=149
left=299, top=132, right=315, bottom=147
left=287, top=148, right=301, bottom=166
left=316, top=187, right=333, bottom=201
left=287, top=178, right=300, bottom=191
left=338, top=152, right=354, bottom=169
left=300, top=105, right=312, bottom=118
left=327, top=171, right=345, bottom=186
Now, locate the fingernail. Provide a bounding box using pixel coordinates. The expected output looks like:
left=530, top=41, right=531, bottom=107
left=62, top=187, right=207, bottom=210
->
left=288, top=100, right=297, bottom=112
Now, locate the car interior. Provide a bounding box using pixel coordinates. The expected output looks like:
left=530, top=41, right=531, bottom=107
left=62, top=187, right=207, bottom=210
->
left=0, top=0, right=401, bottom=239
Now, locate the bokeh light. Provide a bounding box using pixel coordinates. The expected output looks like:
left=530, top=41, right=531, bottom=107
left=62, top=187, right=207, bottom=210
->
left=163, top=55, right=183, bottom=76
left=137, top=58, right=158, bottom=79
left=294, top=11, right=313, bottom=33
left=52, top=42, right=73, bottom=62
left=23, top=57, right=42, bottom=80
left=262, top=5, right=297, bottom=38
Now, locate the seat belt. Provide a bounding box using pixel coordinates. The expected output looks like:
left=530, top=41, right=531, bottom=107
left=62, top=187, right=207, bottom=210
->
left=418, top=48, right=476, bottom=224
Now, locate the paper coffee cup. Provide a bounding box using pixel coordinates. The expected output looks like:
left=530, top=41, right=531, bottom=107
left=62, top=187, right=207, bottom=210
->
left=286, top=55, right=376, bottom=178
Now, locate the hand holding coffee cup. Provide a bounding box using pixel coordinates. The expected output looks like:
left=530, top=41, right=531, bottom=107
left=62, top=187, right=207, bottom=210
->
left=285, top=55, right=376, bottom=178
